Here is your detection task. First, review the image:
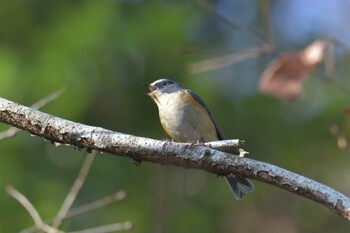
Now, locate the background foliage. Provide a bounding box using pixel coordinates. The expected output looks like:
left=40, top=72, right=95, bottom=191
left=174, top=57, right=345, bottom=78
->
left=1, top=0, right=350, bottom=232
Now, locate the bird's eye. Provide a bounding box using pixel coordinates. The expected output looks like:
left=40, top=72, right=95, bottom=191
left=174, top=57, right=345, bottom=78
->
left=161, top=81, right=167, bottom=86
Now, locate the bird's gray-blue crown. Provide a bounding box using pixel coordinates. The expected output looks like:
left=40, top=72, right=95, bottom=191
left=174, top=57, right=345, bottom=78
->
left=148, top=78, right=184, bottom=93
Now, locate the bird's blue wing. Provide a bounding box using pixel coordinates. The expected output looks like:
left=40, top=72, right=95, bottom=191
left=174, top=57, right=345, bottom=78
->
left=185, top=90, right=226, bottom=140
left=186, top=90, right=254, bottom=199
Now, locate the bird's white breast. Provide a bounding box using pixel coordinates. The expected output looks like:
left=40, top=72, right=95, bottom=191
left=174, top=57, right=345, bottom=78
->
left=154, top=91, right=217, bottom=142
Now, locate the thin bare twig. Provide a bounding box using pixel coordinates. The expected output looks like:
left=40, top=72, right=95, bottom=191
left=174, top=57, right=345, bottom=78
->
left=69, top=222, right=133, bottom=233
left=6, top=186, right=43, bottom=228
left=181, top=1, right=274, bottom=74
left=187, top=47, right=268, bottom=74
left=194, top=0, right=265, bottom=44
left=67, top=190, right=126, bottom=218
left=0, top=86, right=69, bottom=140
left=6, top=186, right=63, bottom=233
left=31, top=86, right=71, bottom=110
left=21, top=190, right=127, bottom=233
left=7, top=185, right=131, bottom=233
left=324, top=42, right=335, bottom=79
left=174, top=47, right=261, bottom=56
left=52, top=152, right=96, bottom=229
left=260, top=0, right=274, bottom=49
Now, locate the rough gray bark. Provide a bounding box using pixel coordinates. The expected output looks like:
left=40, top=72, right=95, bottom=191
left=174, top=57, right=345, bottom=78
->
left=0, top=97, right=349, bottom=220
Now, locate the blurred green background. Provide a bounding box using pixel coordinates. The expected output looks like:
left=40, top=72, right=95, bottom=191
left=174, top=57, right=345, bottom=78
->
left=1, top=0, right=350, bottom=232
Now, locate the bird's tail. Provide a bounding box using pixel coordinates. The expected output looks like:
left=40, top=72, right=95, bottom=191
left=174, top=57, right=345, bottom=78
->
left=224, top=176, right=254, bottom=200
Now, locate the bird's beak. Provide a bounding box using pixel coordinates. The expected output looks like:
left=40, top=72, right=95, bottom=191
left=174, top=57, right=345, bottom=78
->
left=143, top=83, right=157, bottom=96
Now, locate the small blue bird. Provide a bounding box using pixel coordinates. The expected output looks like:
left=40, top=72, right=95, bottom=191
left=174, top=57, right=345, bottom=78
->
left=146, top=78, right=254, bottom=200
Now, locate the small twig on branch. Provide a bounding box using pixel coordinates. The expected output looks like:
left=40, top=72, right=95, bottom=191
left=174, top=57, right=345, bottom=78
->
left=0, top=97, right=350, bottom=220
left=205, top=139, right=244, bottom=155
left=52, top=152, right=96, bottom=229
left=0, top=86, right=69, bottom=140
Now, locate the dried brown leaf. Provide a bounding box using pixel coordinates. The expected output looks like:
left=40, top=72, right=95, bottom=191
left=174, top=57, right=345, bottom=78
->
left=259, top=40, right=328, bottom=102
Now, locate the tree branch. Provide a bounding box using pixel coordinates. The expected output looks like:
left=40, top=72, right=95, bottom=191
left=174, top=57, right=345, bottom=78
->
left=0, top=97, right=350, bottom=220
